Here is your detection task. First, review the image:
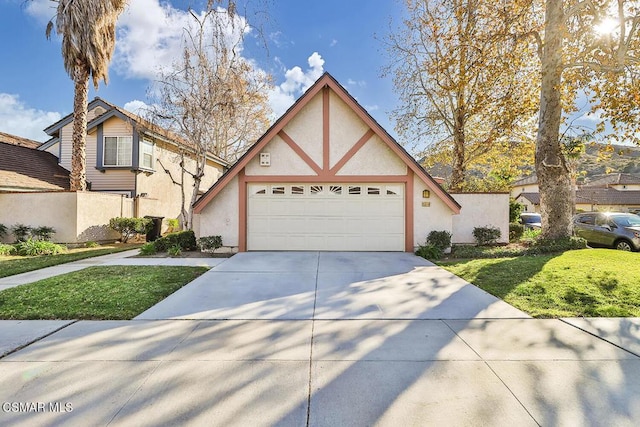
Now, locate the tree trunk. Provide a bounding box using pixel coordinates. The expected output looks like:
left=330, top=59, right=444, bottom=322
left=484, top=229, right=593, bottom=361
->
left=70, top=63, right=89, bottom=192
left=450, top=117, right=466, bottom=192
left=535, top=0, right=572, bottom=239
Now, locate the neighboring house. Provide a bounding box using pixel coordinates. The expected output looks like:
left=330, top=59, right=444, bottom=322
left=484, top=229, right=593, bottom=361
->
left=38, top=98, right=230, bottom=221
left=583, top=173, right=640, bottom=191
left=0, top=136, right=70, bottom=192
left=193, top=73, right=462, bottom=252
left=510, top=174, right=539, bottom=198
left=515, top=183, right=640, bottom=214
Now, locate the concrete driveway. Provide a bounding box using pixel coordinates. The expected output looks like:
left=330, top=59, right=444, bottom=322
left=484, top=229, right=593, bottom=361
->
left=135, top=252, right=527, bottom=320
left=1, top=252, right=640, bottom=426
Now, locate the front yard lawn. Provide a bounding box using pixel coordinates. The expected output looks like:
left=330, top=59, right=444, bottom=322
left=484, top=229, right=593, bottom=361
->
left=0, top=266, right=207, bottom=320
left=439, top=249, right=640, bottom=318
left=0, top=244, right=141, bottom=278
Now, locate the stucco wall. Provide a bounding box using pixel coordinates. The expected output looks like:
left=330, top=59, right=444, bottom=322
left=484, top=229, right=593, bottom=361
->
left=510, top=184, right=539, bottom=197
left=328, top=91, right=370, bottom=168
left=413, top=175, right=454, bottom=248
left=337, top=135, right=407, bottom=176
left=0, top=191, right=130, bottom=244
left=245, top=135, right=316, bottom=176
left=194, top=176, right=240, bottom=247
left=451, top=193, right=509, bottom=244
left=283, top=92, right=323, bottom=166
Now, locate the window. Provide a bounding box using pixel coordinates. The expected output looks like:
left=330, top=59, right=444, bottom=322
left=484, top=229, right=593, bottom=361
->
left=103, top=136, right=132, bottom=167
left=348, top=186, right=361, bottom=195
left=140, top=139, right=154, bottom=169
left=292, top=185, right=305, bottom=195
left=329, top=185, right=342, bottom=195
left=271, top=186, right=285, bottom=195
left=367, top=186, right=381, bottom=195
left=310, top=185, right=324, bottom=195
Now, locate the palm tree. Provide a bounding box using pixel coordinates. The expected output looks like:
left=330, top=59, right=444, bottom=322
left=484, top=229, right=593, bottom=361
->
left=47, top=0, right=127, bottom=191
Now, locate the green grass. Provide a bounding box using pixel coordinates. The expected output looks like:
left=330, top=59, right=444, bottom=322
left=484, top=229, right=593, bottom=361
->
left=439, top=249, right=640, bottom=318
left=0, top=244, right=141, bottom=278
left=0, top=266, right=207, bottom=320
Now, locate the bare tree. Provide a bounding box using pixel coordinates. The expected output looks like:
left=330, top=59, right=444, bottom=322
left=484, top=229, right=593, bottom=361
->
left=46, top=0, right=127, bottom=191
left=148, top=3, right=272, bottom=229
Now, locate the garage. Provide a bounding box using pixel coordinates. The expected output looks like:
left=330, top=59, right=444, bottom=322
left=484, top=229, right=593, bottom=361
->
left=247, top=183, right=405, bottom=251
left=193, top=73, right=461, bottom=252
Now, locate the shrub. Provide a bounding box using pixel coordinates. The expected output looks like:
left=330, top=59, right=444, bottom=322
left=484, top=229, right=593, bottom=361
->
left=154, top=230, right=197, bottom=252
left=15, top=239, right=66, bottom=256
left=198, top=235, right=223, bottom=251
left=139, top=242, right=157, bottom=255
left=509, top=223, right=524, bottom=242
left=526, top=236, right=587, bottom=255
left=426, top=230, right=452, bottom=251
left=11, top=224, right=32, bottom=242
left=166, top=218, right=180, bottom=233
left=0, top=224, right=7, bottom=239
left=0, top=244, right=16, bottom=256
left=85, top=241, right=100, bottom=248
left=509, top=198, right=524, bottom=223
left=167, top=245, right=182, bottom=257
left=109, top=217, right=152, bottom=243
left=415, top=243, right=443, bottom=260
left=32, top=226, right=56, bottom=241
left=472, top=226, right=501, bottom=246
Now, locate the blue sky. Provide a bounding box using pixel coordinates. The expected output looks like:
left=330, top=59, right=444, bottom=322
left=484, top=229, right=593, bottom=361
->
left=0, top=0, right=405, bottom=143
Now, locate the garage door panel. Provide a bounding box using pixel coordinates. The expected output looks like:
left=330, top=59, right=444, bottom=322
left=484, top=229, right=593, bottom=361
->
left=247, top=183, right=405, bottom=251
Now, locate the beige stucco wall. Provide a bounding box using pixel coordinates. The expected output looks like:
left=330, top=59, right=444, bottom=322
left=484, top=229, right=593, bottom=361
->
left=0, top=192, right=129, bottom=244
left=194, top=176, right=240, bottom=247
left=136, top=141, right=224, bottom=222
left=517, top=197, right=539, bottom=213
left=451, top=193, right=509, bottom=244
left=510, top=184, right=539, bottom=197
left=413, top=175, right=454, bottom=248
left=337, top=135, right=407, bottom=176
left=245, top=135, right=316, bottom=176
left=329, top=91, right=370, bottom=168
left=283, top=92, right=323, bottom=167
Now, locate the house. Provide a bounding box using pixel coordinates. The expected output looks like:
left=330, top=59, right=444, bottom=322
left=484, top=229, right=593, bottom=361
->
left=0, top=134, right=70, bottom=192
left=38, top=98, right=229, bottom=221
left=513, top=173, right=640, bottom=213
left=193, top=73, right=463, bottom=252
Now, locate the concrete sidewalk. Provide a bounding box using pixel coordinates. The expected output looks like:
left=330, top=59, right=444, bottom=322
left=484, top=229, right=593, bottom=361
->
left=0, top=252, right=639, bottom=426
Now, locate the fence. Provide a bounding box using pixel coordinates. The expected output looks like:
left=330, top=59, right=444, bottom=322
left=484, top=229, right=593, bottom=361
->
left=0, top=191, right=134, bottom=244
left=450, top=193, right=509, bottom=244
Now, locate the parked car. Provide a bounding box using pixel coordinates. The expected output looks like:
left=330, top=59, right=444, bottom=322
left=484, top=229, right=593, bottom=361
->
left=520, top=213, right=542, bottom=230
left=572, top=212, right=640, bottom=251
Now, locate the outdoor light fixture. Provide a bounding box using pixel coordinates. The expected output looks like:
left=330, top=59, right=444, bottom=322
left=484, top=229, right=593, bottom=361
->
left=422, top=190, right=430, bottom=198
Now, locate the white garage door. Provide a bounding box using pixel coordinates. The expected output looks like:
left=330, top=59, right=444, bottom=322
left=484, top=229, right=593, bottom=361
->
left=247, top=183, right=405, bottom=251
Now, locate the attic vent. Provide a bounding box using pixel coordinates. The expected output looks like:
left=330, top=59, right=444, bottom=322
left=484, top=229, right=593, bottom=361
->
left=94, top=107, right=105, bottom=116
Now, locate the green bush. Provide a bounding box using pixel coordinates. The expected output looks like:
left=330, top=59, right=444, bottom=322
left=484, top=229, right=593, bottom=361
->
left=509, top=198, right=524, bottom=223
left=32, top=226, right=56, bottom=241
left=509, top=223, right=524, bottom=242
left=109, top=217, right=152, bottom=243
left=198, top=235, right=223, bottom=251
left=139, top=242, right=157, bottom=255
left=415, top=243, right=443, bottom=260
left=154, top=230, right=197, bottom=252
left=526, top=236, right=587, bottom=255
left=472, top=226, right=501, bottom=246
left=15, top=239, right=66, bottom=256
left=0, top=244, right=16, bottom=256
left=85, top=241, right=100, bottom=248
left=11, top=224, right=32, bottom=242
left=167, top=245, right=182, bottom=257
left=426, top=230, right=452, bottom=251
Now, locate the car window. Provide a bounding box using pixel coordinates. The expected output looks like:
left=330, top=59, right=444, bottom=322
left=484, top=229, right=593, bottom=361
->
left=613, top=215, right=640, bottom=227
left=595, top=214, right=608, bottom=226
left=521, top=215, right=541, bottom=224
left=576, top=214, right=595, bottom=225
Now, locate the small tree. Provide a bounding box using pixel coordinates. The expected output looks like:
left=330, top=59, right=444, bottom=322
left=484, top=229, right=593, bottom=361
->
left=109, top=217, right=152, bottom=243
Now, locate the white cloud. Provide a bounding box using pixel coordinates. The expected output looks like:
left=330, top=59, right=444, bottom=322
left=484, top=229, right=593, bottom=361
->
left=347, top=79, right=366, bottom=87
left=0, top=94, right=61, bottom=142
left=114, top=0, right=249, bottom=80
left=25, top=0, right=55, bottom=24
left=330, top=39, right=338, bottom=47
left=268, top=52, right=325, bottom=117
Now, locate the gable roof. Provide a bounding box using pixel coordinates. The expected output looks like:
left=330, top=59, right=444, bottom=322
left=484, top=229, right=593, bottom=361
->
left=0, top=142, right=70, bottom=191
left=516, top=188, right=640, bottom=206
left=0, top=131, right=41, bottom=149
left=194, top=72, right=460, bottom=213
left=512, top=174, right=538, bottom=187
left=44, top=98, right=229, bottom=167
left=584, top=173, right=640, bottom=187
left=516, top=192, right=540, bottom=205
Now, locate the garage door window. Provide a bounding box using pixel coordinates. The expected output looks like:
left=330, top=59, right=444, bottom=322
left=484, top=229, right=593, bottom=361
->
left=292, top=185, right=304, bottom=195
left=348, top=186, right=361, bottom=195
left=272, top=186, right=285, bottom=195
left=311, top=185, right=324, bottom=195
left=367, top=186, right=381, bottom=195
left=329, top=185, right=342, bottom=195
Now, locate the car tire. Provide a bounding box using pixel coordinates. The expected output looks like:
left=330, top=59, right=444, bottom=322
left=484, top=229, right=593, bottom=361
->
left=614, top=239, right=633, bottom=251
